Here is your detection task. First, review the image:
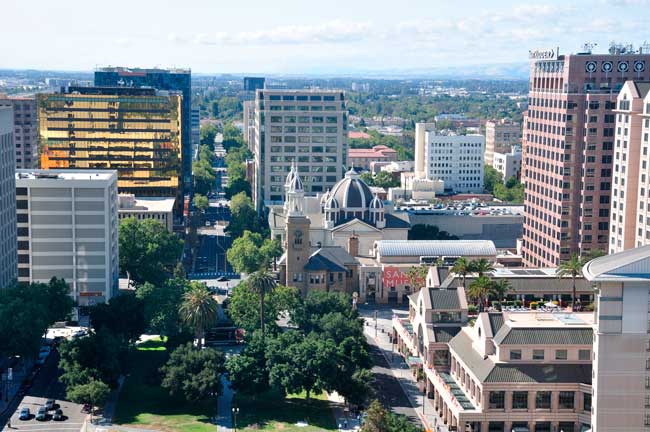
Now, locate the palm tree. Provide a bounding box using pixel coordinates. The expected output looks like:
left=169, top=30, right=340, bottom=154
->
left=468, top=275, right=493, bottom=312
left=406, top=265, right=429, bottom=292
left=451, top=257, right=471, bottom=289
left=557, top=254, right=584, bottom=312
left=248, top=270, right=277, bottom=337
left=179, top=283, right=218, bottom=348
left=470, top=258, right=495, bottom=277
left=489, top=279, right=511, bottom=303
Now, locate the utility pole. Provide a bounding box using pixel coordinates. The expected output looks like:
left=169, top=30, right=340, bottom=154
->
left=374, top=310, right=378, bottom=339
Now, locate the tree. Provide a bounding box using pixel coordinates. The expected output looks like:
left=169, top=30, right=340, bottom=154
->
left=406, top=265, right=428, bottom=292
left=193, top=158, right=216, bottom=195
left=247, top=271, right=277, bottom=337
left=136, top=279, right=188, bottom=336
left=119, top=218, right=183, bottom=285
left=200, top=124, right=218, bottom=150
left=227, top=231, right=267, bottom=274
left=468, top=275, right=493, bottom=312
left=484, top=165, right=503, bottom=194
left=225, top=177, right=251, bottom=198
left=179, top=283, right=218, bottom=348
left=259, top=238, right=283, bottom=271
left=193, top=194, right=209, bottom=213
left=227, top=192, right=262, bottom=238
left=359, top=172, right=375, bottom=186
left=489, top=279, right=511, bottom=302
left=225, top=331, right=270, bottom=397
left=89, top=293, right=146, bottom=344
left=160, top=343, right=226, bottom=402
left=557, top=254, right=584, bottom=312
left=361, top=400, right=389, bottom=432
left=292, top=291, right=357, bottom=331
left=67, top=379, right=110, bottom=420
left=228, top=282, right=297, bottom=334
left=59, top=328, right=127, bottom=388
left=451, top=257, right=472, bottom=289
left=408, top=224, right=458, bottom=240
left=267, top=331, right=338, bottom=400
left=0, top=279, right=73, bottom=359
left=470, top=258, right=495, bottom=277
left=373, top=171, right=400, bottom=188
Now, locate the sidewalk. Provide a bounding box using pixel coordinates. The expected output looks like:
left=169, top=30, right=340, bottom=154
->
left=329, top=392, right=361, bottom=431
left=216, top=374, right=234, bottom=432
left=364, top=320, right=448, bottom=432
left=0, top=364, right=30, bottom=418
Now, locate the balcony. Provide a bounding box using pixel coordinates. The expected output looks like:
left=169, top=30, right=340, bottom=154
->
left=424, top=366, right=477, bottom=412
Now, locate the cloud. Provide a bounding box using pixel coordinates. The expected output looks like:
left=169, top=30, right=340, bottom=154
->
left=114, top=38, right=133, bottom=47
left=600, top=0, right=650, bottom=5
left=184, top=19, right=371, bottom=47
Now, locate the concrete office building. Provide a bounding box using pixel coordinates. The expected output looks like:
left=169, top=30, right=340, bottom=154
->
left=583, top=246, right=650, bottom=431
left=0, top=95, right=38, bottom=168
left=118, top=194, right=175, bottom=232
left=38, top=86, right=182, bottom=198
left=492, top=148, right=522, bottom=182
left=251, top=89, right=348, bottom=210
left=414, top=123, right=484, bottom=194
left=484, top=119, right=521, bottom=165
left=609, top=81, right=650, bottom=253
left=242, top=100, right=255, bottom=147
left=522, top=46, right=650, bottom=267
left=94, top=67, right=192, bottom=190
left=0, top=107, right=17, bottom=289
left=15, top=170, right=119, bottom=305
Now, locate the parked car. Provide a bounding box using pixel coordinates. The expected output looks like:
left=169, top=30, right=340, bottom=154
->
left=45, top=399, right=56, bottom=410
left=35, top=407, right=47, bottom=421
left=53, top=409, right=64, bottom=421
left=19, top=407, right=30, bottom=420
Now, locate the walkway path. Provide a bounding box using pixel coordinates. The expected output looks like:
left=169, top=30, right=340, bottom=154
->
left=360, top=307, right=448, bottom=432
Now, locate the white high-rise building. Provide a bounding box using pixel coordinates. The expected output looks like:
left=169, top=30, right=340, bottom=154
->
left=251, top=89, right=348, bottom=210
left=15, top=170, right=119, bottom=305
left=414, top=123, right=484, bottom=194
left=0, top=107, right=17, bottom=289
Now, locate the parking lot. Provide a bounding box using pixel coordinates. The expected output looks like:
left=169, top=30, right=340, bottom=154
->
left=4, top=396, right=86, bottom=431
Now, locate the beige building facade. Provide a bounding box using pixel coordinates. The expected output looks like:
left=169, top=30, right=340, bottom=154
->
left=485, top=119, right=521, bottom=166
left=609, top=81, right=650, bottom=253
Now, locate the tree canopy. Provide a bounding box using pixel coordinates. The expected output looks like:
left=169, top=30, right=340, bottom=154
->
left=226, top=231, right=281, bottom=274
left=408, top=224, right=459, bottom=241
left=119, top=218, right=183, bottom=285
left=160, top=342, right=226, bottom=402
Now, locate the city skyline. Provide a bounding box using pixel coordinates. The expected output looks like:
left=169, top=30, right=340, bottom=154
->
left=2, top=0, right=648, bottom=74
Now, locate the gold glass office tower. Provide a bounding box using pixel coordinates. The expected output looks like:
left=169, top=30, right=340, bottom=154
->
left=38, top=87, right=182, bottom=197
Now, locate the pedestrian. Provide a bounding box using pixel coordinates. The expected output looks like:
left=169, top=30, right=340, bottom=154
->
left=344, top=420, right=348, bottom=429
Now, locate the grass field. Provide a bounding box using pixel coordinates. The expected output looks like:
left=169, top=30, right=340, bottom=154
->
left=113, top=337, right=215, bottom=432
left=237, top=390, right=338, bottom=432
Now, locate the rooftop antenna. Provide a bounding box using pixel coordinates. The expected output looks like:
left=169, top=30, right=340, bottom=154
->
left=582, top=42, right=597, bottom=54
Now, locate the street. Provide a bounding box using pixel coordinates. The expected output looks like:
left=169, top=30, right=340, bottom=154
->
left=0, top=349, right=86, bottom=432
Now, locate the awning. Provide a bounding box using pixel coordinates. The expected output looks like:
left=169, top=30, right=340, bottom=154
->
left=407, top=356, right=423, bottom=366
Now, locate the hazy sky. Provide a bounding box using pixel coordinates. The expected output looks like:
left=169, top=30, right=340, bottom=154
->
left=2, top=0, right=648, bottom=74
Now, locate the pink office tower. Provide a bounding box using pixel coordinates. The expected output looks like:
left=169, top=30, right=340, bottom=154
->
left=522, top=45, right=650, bottom=267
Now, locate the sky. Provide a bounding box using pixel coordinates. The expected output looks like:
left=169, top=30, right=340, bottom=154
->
left=1, top=0, right=649, bottom=74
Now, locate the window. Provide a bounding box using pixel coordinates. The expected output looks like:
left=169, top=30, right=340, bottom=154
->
left=509, top=349, right=522, bottom=360
left=555, top=349, right=568, bottom=360
left=583, top=392, right=592, bottom=411
left=579, top=349, right=591, bottom=361
left=558, top=391, right=575, bottom=409
left=488, top=391, right=505, bottom=409
left=512, top=391, right=528, bottom=409
left=533, top=349, right=545, bottom=360
left=536, top=391, right=552, bottom=409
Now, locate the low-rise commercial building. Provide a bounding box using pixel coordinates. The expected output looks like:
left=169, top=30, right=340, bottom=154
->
left=347, top=145, right=397, bottom=170
left=118, top=194, right=175, bottom=232
left=492, top=148, right=522, bottom=183
left=15, top=169, right=119, bottom=305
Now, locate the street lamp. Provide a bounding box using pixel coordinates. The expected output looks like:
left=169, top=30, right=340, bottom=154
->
left=232, top=407, right=240, bottom=432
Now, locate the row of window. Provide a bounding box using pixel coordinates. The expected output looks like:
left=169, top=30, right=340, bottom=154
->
left=488, top=390, right=588, bottom=411
left=269, top=116, right=339, bottom=124
left=270, top=136, right=339, bottom=144
left=266, top=94, right=340, bottom=102
left=269, top=105, right=340, bottom=112
left=509, top=348, right=590, bottom=361
left=269, top=126, right=339, bottom=133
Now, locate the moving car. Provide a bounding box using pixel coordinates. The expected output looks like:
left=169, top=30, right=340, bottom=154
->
left=45, top=399, right=56, bottom=410
left=35, top=406, right=47, bottom=421
left=53, top=409, right=64, bottom=421
left=19, top=407, right=30, bottom=420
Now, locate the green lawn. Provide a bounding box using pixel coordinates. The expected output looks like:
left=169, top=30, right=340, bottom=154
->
left=236, top=389, right=338, bottom=432
left=113, top=337, right=215, bottom=432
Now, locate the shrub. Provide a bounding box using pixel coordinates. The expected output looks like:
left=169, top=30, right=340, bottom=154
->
left=492, top=301, right=502, bottom=311
left=530, top=301, right=538, bottom=310
left=514, top=300, right=523, bottom=307
left=468, top=304, right=477, bottom=315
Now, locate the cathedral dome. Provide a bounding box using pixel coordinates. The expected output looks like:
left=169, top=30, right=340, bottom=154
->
left=329, top=167, right=374, bottom=209
left=369, top=194, right=384, bottom=209
left=324, top=195, right=340, bottom=209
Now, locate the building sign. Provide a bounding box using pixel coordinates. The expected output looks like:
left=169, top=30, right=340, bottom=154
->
left=383, top=267, right=425, bottom=288
left=529, top=48, right=558, bottom=61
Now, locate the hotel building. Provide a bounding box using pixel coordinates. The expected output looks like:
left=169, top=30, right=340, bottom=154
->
left=15, top=169, right=119, bottom=305
left=521, top=47, right=650, bottom=267
left=609, top=81, right=650, bottom=253
left=0, top=107, right=17, bottom=289
left=251, top=89, right=348, bottom=211
left=37, top=86, right=182, bottom=198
